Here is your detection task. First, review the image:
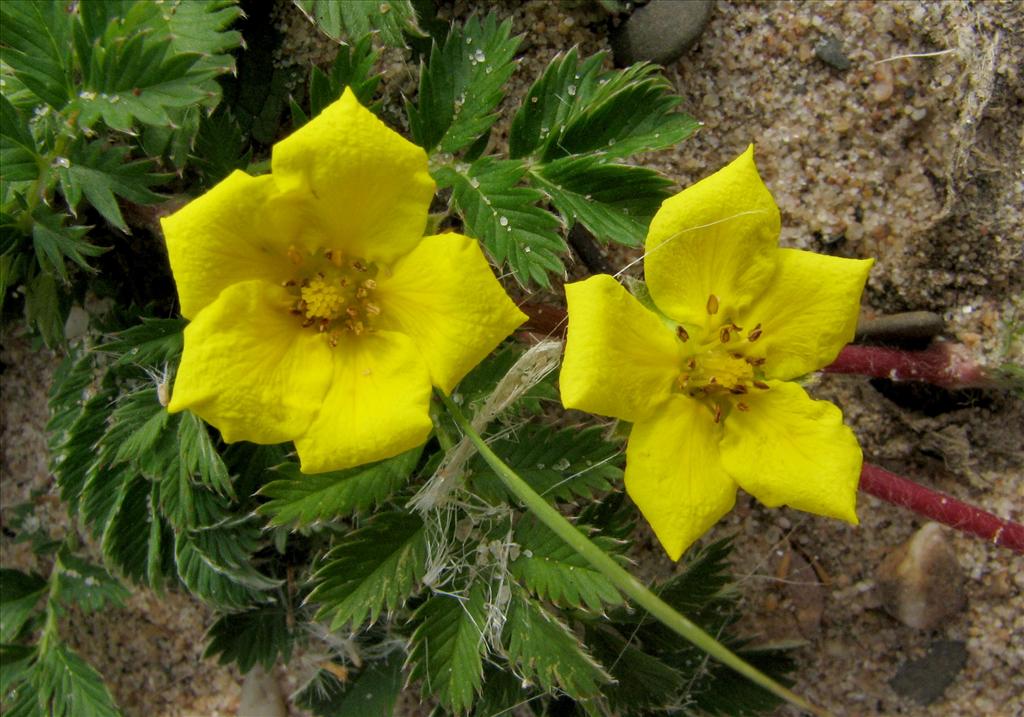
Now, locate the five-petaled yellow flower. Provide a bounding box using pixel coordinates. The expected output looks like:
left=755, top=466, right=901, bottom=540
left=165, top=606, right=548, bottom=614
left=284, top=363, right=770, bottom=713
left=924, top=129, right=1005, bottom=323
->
left=560, top=146, right=873, bottom=560
left=163, top=89, right=525, bottom=473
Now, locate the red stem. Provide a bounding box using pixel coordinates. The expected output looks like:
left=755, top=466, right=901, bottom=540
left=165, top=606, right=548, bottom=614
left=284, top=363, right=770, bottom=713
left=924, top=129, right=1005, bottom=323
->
left=824, top=343, right=992, bottom=389
left=860, top=463, right=1024, bottom=553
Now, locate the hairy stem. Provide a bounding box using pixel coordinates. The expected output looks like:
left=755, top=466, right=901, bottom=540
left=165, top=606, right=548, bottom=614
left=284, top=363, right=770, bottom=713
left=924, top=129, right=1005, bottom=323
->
left=860, top=463, right=1024, bottom=553
left=438, top=390, right=827, bottom=717
left=823, top=343, right=993, bottom=389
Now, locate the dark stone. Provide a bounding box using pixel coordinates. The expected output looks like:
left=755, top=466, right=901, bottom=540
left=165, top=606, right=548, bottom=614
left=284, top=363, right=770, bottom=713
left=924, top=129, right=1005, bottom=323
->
left=815, top=36, right=852, bottom=71
left=890, top=640, right=968, bottom=705
left=612, top=0, right=715, bottom=67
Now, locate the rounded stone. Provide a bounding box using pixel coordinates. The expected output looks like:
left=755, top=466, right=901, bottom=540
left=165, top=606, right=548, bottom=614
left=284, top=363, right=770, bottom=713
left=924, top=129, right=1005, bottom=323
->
left=875, top=522, right=966, bottom=631
left=612, top=0, right=716, bottom=67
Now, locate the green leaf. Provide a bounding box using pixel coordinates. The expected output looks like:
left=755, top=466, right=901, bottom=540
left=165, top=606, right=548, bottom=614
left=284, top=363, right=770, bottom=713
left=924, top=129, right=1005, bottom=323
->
left=470, top=424, right=621, bottom=504
left=50, top=388, right=114, bottom=515
left=61, top=141, right=167, bottom=233
left=177, top=411, right=234, bottom=499
left=109, top=389, right=171, bottom=466
left=407, top=15, right=519, bottom=153
left=24, top=269, right=64, bottom=347
left=257, top=447, right=421, bottom=528
left=0, top=1, right=73, bottom=109
left=204, top=605, right=293, bottom=673
left=437, top=159, right=564, bottom=287
left=80, top=463, right=134, bottom=541
left=306, top=34, right=382, bottom=121
left=509, top=48, right=699, bottom=162
left=34, top=644, right=120, bottom=717
left=503, top=591, right=611, bottom=701
left=586, top=626, right=686, bottom=713
left=531, top=156, right=673, bottom=246
left=308, top=512, right=427, bottom=631
left=408, top=586, right=487, bottom=713
left=99, top=316, right=186, bottom=368
left=296, top=655, right=405, bottom=717
left=192, top=108, right=250, bottom=187
left=0, top=570, right=46, bottom=642
left=295, top=0, right=423, bottom=48
left=100, top=474, right=165, bottom=586
left=0, top=94, right=39, bottom=183
left=53, top=550, right=130, bottom=615
left=30, top=211, right=105, bottom=283
left=509, top=515, right=622, bottom=612
left=174, top=523, right=280, bottom=610
left=0, top=644, right=36, bottom=700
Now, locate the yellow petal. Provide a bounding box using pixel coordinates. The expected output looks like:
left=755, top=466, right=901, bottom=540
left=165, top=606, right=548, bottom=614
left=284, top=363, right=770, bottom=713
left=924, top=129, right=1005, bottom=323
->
left=625, top=396, right=737, bottom=561
left=271, top=88, right=436, bottom=265
left=161, top=171, right=300, bottom=319
left=561, top=275, right=683, bottom=423
left=740, top=249, right=874, bottom=380
left=375, top=233, right=526, bottom=394
left=719, top=381, right=861, bottom=524
left=644, top=145, right=780, bottom=326
left=168, top=280, right=334, bottom=444
left=294, top=331, right=433, bottom=473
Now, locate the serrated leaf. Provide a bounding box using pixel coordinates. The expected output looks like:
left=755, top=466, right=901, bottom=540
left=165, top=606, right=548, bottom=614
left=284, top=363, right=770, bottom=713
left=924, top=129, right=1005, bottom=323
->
left=46, top=352, right=97, bottom=446
left=408, top=586, right=486, bottom=714
left=174, top=522, right=280, bottom=610
left=531, top=156, right=673, bottom=246
left=204, top=605, right=293, bottom=673
left=509, top=48, right=698, bottom=162
left=0, top=94, right=39, bottom=183
left=0, top=644, right=36, bottom=699
left=0, top=1, right=73, bottom=109
left=258, top=447, right=421, bottom=528
left=80, top=463, right=134, bottom=541
left=24, top=270, right=64, bottom=347
left=53, top=550, right=130, bottom=615
left=50, top=388, right=115, bottom=515
left=34, top=644, right=120, bottom=717
left=0, top=570, right=46, bottom=642
left=30, top=212, right=105, bottom=283
left=586, top=625, right=686, bottom=713
left=177, top=411, right=234, bottom=498
left=509, top=515, right=621, bottom=612
left=308, top=512, right=427, bottom=631
left=503, top=591, right=611, bottom=700
left=296, top=655, right=405, bottom=717
left=99, top=316, right=186, bottom=368
left=101, top=474, right=163, bottom=585
left=295, top=0, right=423, bottom=48
left=306, top=34, right=382, bottom=122
left=108, top=389, right=170, bottom=466
left=437, top=159, right=564, bottom=287
left=407, top=15, right=519, bottom=153
left=470, top=424, right=621, bottom=504
left=191, top=108, right=250, bottom=187
left=61, top=141, right=167, bottom=232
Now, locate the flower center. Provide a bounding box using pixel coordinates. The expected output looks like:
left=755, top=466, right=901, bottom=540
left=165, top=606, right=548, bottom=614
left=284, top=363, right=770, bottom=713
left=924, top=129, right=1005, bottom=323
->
left=284, top=247, right=381, bottom=346
left=673, top=294, right=770, bottom=422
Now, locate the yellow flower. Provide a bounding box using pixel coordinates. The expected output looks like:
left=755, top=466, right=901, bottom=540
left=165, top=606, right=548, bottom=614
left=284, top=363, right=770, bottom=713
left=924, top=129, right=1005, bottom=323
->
left=560, top=146, right=873, bottom=560
left=162, top=89, right=526, bottom=473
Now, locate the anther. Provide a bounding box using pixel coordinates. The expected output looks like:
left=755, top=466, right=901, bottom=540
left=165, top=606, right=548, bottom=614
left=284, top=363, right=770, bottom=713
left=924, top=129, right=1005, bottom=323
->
left=282, top=279, right=296, bottom=287
left=346, top=306, right=359, bottom=318
left=746, top=356, right=766, bottom=366
left=676, top=325, right=689, bottom=342
left=730, top=385, right=747, bottom=395
left=713, top=403, right=722, bottom=423
left=289, top=308, right=303, bottom=316
left=287, top=245, right=304, bottom=265
left=748, top=323, right=763, bottom=342
left=301, top=318, right=315, bottom=328
left=318, top=319, right=329, bottom=332
left=753, top=380, right=770, bottom=390
left=362, top=279, right=377, bottom=290
left=706, top=294, right=719, bottom=315
left=719, top=326, right=731, bottom=343
left=736, top=402, right=750, bottom=412
left=364, top=302, right=381, bottom=316
left=356, top=287, right=368, bottom=299
left=687, top=358, right=697, bottom=370
left=326, top=249, right=343, bottom=267
left=352, top=260, right=368, bottom=272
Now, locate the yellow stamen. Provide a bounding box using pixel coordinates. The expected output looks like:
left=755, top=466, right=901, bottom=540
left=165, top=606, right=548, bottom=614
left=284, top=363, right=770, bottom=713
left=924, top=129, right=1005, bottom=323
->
left=300, top=277, right=347, bottom=320
left=706, top=294, right=719, bottom=315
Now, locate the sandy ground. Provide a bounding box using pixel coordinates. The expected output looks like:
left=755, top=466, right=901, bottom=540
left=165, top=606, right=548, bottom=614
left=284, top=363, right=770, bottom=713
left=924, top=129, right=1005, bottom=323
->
left=2, top=1, right=1022, bottom=716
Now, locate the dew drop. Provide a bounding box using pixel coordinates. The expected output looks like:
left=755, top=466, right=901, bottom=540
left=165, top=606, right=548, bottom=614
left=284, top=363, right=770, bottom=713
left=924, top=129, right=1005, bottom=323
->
left=524, top=246, right=532, bottom=253
left=523, top=550, right=534, bottom=558
left=473, top=49, right=486, bottom=63
left=499, top=216, right=509, bottom=227
left=469, top=177, right=480, bottom=188
left=567, top=84, right=577, bottom=96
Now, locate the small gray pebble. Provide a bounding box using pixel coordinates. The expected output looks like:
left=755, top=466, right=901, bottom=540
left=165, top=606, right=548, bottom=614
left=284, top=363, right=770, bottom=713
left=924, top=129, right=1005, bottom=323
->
left=612, top=0, right=715, bottom=67
left=815, top=36, right=852, bottom=71
left=890, top=640, right=968, bottom=705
